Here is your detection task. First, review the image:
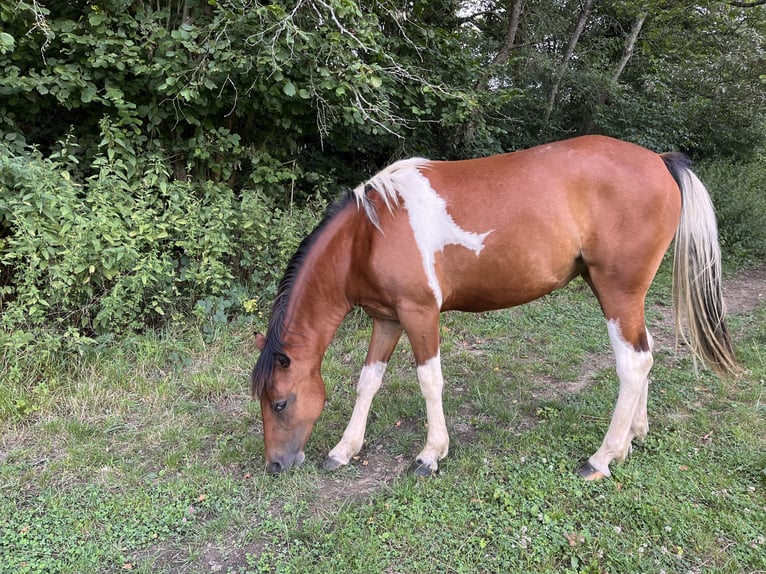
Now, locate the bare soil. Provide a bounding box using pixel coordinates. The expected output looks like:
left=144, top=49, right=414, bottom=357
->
left=723, top=264, right=766, bottom=313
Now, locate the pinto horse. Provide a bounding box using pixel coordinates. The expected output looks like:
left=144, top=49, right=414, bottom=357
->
left=251, top=135, right=737, bottom=479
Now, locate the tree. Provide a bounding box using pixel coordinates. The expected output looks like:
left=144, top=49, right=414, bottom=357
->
left=0, top=0, right=763, bottom=191
left=543, top=0, right=596, bottom=127
left=581, top=7, right=646, bottom=134
left=0, top=1, right=475, bottom=192
left=458, top=0, right=525, bottom=148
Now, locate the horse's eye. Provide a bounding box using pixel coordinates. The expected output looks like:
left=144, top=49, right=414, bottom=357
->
left=275, top=353, right=290, bottom=369
left=273, top=400, right=288, bottom=413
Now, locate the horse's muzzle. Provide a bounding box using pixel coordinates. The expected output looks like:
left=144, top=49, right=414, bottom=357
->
left=265, top=451, right=305, bottom=473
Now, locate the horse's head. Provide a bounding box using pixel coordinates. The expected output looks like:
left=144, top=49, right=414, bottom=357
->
left=252, top=333, right=326, bottom=473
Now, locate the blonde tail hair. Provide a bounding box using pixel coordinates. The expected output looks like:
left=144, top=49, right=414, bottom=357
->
left=663, top=153, right=739, bottom=376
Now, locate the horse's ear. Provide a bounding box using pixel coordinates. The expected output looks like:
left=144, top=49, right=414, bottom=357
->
left=255, top=332, right=266, bottom=351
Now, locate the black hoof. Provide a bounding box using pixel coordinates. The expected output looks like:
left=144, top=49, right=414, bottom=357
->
left=577, top=460, right=608, bottom=481
left=409, top=459, right=438, bottom=477
left=323, top=456, right=344, bottom=471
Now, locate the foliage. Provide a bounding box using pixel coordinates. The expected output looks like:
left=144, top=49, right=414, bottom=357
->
left=1, top=0, right=764, bottom=181
left=699, top=156, right=766, bottom=262
left=471, top=0, right=766, bottom=156
left=0, top=0, right=765, bottom=340
left=0, top=143, right=321, bottom=340
left=0, top=0, right=478, bottom=188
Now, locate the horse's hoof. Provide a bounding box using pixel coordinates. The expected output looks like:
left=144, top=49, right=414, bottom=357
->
left=577, top=460, right=608, bottom=481
left=323, top=456, right=344, bottom=471
left=409, top=459, right=438, bottom=477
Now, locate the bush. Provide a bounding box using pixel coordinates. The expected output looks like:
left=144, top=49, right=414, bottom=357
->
left=698, top=158, right=766, bottom=263
left=0, top=144, right=323, bottom=337
left=0, top=141, right=325, bottom=419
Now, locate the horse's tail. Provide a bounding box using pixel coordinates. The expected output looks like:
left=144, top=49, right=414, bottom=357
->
left=662, top=153, right=739, bottom=377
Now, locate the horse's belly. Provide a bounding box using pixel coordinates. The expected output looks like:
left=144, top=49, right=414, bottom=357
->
left=441, top=274, right=573, bottom=312
left=435, top=233, right=583, bottom=312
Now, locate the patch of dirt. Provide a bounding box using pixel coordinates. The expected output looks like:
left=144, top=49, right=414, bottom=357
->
left=313, top=449, right=411, bottom=504
left=134, top=538, right=266, bottom=573
left=646, top=263, right=766, bottom=355
left=723, top=264, right=766, bottom=313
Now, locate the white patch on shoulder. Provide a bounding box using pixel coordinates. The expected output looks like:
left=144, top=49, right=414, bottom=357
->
left=356, top=160, right=492, bottom=306
left=399, top=170, right=492, bottom=307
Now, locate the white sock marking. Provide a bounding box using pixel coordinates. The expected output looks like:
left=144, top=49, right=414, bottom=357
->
left=415, top=354, right=449, bottom=467
left=588, top=320, right=653, bottom=476
left=327, top=362, right=387, bottom=465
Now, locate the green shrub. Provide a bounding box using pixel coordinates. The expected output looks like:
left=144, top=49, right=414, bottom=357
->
left=698, top=158, right=766, bottom=263
left=0, top=141, right=325, bottom=419
left=0, top=144, right=322, bottom=336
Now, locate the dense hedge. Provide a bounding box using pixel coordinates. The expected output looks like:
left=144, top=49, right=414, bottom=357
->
left=2, top=140, right=764, bottom=334
left=699, top=160, right=766, bottom=261
left=0, top=144, right=322, bottom=335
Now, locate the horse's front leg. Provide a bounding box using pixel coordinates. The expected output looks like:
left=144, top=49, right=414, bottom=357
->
left=410, top=352, right=449, bottom=476
left=400, top=308, right=449, bottom=476
left=324, top=318, right=403, bottom=470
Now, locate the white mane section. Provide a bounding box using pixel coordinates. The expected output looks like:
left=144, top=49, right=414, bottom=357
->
left=353, top=157, right=431, bottom=229
left=353, top=157, right=492, bottom=307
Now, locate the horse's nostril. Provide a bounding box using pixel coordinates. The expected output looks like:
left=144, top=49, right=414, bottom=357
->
left=266, top=460, right=283, bottom=474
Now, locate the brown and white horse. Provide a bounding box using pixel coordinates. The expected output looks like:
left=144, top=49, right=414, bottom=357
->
left=251, top=135, right=737, bottom=479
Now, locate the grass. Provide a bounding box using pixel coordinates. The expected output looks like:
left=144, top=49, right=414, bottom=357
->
left=1, top=271, right=765, bottom=574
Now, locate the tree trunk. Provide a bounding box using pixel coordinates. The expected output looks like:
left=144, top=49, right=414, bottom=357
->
left=460, top=0, right=525, bottom=147
left=611, top=12, right=646, bottom=82
left=476, top=0, right=524, bottom=92
left=543, top=0, right=596, bottom=127
left=583, top=11, right=646, bottom=133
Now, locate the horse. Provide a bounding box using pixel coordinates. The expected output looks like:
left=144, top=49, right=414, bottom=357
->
left=251, top=135, right=738, bottom=479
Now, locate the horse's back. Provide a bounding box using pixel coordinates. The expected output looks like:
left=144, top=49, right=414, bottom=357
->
left=428, top=136, right=678, bottom=225
left=361, top=136, right=682, bottom=313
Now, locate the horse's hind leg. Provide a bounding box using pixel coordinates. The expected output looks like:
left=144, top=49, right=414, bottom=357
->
left=579, top=292, right=655, bottom=480
left=631, top=329, right=654, bottom=441
left=325, top=318, right=403, bottom=471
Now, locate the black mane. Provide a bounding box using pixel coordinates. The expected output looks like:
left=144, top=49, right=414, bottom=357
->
left=251, top=192, right=356, bottom=398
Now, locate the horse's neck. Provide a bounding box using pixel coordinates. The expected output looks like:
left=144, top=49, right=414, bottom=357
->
left=286, top=219, right=355, bottom=358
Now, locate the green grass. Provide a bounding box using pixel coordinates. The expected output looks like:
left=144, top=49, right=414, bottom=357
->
left=1, top=274, right=765, bottom=573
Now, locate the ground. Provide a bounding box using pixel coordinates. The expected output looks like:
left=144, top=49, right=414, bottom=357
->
left=190, top=262, right=765, bottom=573
left=723, top=264, right=766, bottom=313
left=315, top=262, right=766, bottom=497
left=4, top=264, right=763, bottom=573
